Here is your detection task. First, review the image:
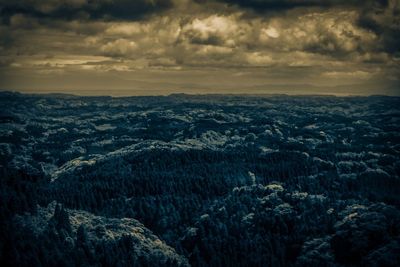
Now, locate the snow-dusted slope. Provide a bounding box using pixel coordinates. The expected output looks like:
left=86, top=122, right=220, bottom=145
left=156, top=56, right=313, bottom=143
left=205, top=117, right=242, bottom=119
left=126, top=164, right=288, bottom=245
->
left=15, top=201, right=189, bottom=266
left=51, top=138, right=230, bottom=182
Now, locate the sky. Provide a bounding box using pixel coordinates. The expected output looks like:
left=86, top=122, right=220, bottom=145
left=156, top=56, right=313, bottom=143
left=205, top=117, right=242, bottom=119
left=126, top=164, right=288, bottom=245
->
left=0, top=0, right=399, bottom=96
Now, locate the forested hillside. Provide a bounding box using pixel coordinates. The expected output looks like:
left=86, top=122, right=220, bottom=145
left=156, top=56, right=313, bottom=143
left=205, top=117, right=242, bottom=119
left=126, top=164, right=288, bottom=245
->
left=1, top=91, right=399, bottom=266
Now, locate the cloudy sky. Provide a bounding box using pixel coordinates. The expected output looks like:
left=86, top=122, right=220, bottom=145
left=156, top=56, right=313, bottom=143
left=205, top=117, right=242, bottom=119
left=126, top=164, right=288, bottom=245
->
left=0, top=0, right=399, bottom=95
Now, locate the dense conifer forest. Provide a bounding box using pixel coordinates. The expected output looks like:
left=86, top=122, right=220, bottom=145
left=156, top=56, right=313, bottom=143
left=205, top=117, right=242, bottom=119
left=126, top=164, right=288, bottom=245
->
left=1, top=91, right=399, bottom=266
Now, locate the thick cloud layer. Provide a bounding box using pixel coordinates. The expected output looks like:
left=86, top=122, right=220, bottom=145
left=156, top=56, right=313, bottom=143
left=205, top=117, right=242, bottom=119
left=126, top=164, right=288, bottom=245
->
left=358, top=0, right=400, bottom=54
left=215, top=0, right=382, bottom=9
left=0, top=0, right=173, bottom=20
left=214, top=0, right=368, bottom=11
left=0, top=0, right=399, bottom=95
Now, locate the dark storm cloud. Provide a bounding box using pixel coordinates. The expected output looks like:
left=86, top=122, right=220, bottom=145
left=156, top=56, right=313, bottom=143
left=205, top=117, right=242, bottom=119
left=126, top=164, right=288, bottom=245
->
left=203, top=0, right=386, bottom=10
left=0, top=0, right=173, bottom=21
left=0, top=26, right=12, bottom=47
left=208, top=0, right=399, bottom=55
left=357, top=0, right=400, bottom=54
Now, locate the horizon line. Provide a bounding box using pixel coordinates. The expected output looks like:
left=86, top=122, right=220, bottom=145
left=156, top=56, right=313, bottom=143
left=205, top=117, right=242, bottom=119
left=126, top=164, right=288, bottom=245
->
left=1, top=89, right=398, bottom=98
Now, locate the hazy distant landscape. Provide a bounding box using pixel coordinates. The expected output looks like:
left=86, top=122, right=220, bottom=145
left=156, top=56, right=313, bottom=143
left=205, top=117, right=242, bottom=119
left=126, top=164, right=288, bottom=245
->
left=1, top=91, right=399, bottom=266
